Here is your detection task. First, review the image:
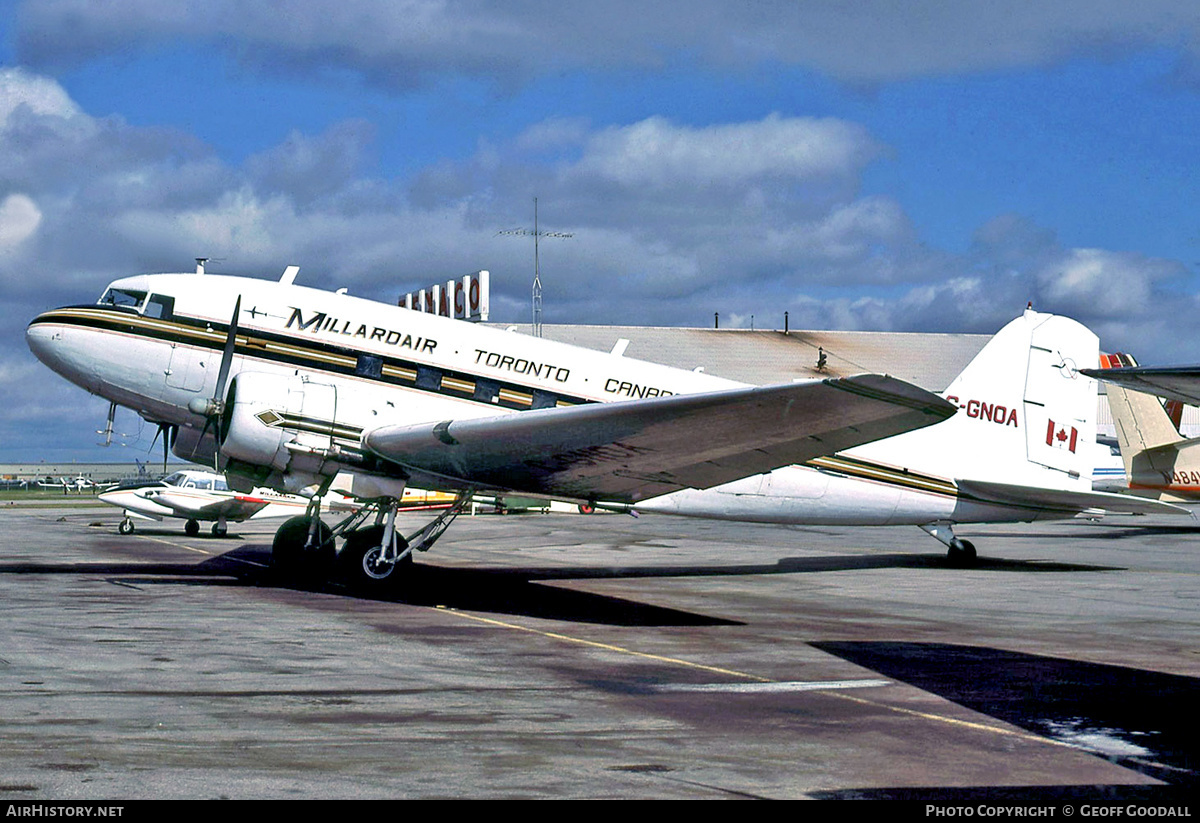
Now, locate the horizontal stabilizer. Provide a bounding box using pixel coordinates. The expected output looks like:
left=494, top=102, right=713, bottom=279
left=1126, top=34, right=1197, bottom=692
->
left=1081, top=364, right=1200, bottom=406
left=957, top=479, right=1190, bottom=516
left=363, top=374, right=956, bottom=502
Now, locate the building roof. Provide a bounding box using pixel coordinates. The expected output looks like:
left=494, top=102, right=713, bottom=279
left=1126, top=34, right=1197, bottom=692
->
left=492, top=324, right=990, bottom=391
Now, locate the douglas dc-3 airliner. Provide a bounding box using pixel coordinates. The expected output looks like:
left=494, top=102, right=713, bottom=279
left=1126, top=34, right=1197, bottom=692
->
left=26, top=264, right=959, bottom=587
left=29, top=266, right=1182, bottom=584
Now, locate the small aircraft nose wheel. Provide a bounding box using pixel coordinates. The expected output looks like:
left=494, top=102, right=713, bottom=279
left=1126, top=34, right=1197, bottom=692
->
left=118, top=518, right=134, bottom=535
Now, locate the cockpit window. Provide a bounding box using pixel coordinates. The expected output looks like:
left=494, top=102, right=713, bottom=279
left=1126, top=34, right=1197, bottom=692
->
left=145, top=294, right=174, bottom=320
left=99, top=288, right=147, bottom=309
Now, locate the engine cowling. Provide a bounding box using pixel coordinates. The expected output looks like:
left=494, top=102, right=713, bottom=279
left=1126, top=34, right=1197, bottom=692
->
left=218, top=372, right=353, bottom=493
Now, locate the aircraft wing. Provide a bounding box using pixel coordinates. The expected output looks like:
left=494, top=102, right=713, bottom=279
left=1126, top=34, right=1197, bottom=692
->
left=1080, top=364, right=1200, bottom=406
left=152, top=490, right=270, bottom=521
left=956, top=479, right=1190, bottom=516
left=363, top=374, right=956, bottom=503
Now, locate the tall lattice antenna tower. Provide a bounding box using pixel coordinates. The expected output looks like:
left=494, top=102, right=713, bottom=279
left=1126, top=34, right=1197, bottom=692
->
left=497, top=198, right=573, bottom=337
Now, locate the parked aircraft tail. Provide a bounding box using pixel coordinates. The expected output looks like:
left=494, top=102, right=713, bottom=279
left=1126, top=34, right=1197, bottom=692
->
left=1100, top=353, right=1186, bottom=476
left=855, top=306, right=1100, bottom=493
left=1096, top=353, right=1200, bottom=501
left=636, top=307, right=1185, bottom=562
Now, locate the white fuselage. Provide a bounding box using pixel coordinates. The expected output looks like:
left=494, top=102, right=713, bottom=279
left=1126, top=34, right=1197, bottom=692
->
left=28, top=272, right=1094, bottom=531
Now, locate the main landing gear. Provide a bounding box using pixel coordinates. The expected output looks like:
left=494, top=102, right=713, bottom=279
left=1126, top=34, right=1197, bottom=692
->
left=269, top=493, right=472, bottom=589
left=920, top=522, right=978, bottom=566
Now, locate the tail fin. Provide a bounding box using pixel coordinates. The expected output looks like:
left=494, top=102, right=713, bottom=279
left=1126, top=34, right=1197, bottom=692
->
left=854, top=307, right=1098, bottom=491
left=1098, top=352, right=1185, bottom=476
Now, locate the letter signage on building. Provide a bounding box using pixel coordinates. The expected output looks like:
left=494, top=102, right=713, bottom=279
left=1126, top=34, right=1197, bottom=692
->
left=399, top=271, right=490, bottom=322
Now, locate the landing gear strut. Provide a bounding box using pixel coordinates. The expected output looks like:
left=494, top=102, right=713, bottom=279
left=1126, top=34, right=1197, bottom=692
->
left=921, top=522, right=978, bottom=566
left=268, top=491, right=472, bottom=589
left=333, top=494, right=472, bottom=589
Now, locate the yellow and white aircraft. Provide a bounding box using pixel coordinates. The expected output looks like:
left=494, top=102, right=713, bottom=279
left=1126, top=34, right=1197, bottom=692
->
left=1084, top=354, right=1200, bottom=504
left=26, top=264, right=955, bottom=586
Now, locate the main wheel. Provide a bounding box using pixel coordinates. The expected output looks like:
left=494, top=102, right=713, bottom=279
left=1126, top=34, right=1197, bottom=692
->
left=211, top=522, right=228, bottom=537
left=272, top=516, right=335, bottom=582
left=185, top=519, right=200, bottom=537
left=337, top=525, right=413, bottom=590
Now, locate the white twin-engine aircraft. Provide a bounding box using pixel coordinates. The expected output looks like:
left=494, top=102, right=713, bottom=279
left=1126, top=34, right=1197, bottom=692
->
left=26, top=267, right=1179, bottom=587
left=26, top=266, right=957, bottom=586
left=98, top=468, right=455, bottom=538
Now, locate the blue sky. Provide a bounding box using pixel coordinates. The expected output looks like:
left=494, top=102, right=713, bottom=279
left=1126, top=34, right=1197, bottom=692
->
left=3, top=1, right=1200, bottom=462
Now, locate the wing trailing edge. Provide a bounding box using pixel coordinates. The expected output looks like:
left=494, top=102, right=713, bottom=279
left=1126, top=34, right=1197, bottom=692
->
left=956, top=479, right=1190, bottom=516
left=362, top=374, right=956, bottom=502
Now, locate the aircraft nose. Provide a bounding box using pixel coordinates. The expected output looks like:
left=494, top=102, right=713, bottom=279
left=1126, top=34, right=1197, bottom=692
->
left=26, top=311, right=99, bottom=392
left=26, top=314, right=61, bottom=368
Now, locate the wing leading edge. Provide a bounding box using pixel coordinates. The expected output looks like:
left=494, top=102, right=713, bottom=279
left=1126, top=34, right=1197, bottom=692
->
left=362, top=374, right=956, bottom=502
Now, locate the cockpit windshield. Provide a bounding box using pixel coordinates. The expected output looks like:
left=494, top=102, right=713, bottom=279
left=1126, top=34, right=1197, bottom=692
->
left=97, top=287, right=174, bottom=319
left=99, top=287, right=146, bottom=309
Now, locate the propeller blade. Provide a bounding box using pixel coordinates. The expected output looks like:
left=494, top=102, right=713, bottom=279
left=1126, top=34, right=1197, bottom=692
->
left=214, top=295, right=241, bottom=405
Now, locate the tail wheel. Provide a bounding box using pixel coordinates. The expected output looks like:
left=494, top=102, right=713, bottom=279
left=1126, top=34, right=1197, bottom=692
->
left=272, top=516, right=335, bottom=581
left=337, top=525, right=412, bottom=590
left=947, top=538, right=977, bottom=566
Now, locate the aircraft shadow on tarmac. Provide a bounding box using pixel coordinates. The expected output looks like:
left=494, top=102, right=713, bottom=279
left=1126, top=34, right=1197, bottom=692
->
left=0, top=540, right=1124, bottom=628
left=810, top=641, right=1199, bottom=801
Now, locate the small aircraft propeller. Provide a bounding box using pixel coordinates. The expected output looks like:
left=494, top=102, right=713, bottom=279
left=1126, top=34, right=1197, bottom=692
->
left=149, top=421, right=176, bottom=473
left=187, top=296, right=241, bottom=467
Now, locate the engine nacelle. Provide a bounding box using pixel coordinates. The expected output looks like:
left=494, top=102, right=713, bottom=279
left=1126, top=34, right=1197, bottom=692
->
left=172, top=423, right=217, bottom=465
left=219, top=372, right=353, bottom=493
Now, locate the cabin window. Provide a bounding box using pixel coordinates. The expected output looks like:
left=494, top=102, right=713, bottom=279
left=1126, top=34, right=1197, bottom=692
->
left=416, top=366, right=442, bottom=391
left=473, top=378, right=500, bottom=404
left=355, top=354, right=383, bottom=379
left=531, top=390, right=559, bottom=410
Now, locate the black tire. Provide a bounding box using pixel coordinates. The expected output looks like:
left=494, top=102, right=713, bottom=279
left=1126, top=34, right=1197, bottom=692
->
left=337, top=525, right=412, bottom=590
left=185, top=519, right=200, bottom=537
left=118, top=519, right=134, bottom=535
left=947, top=538, right=978, bottom=566
left=272, top=516, right=335, bottom=581
left=211, top=522, right=228, bottom=537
